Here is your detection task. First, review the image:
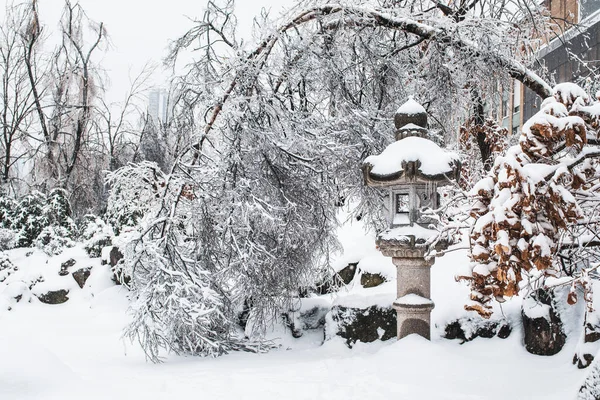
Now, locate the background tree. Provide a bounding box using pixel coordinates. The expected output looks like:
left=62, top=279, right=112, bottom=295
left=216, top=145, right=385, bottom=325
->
left=0, top=2, right=37, bottom=194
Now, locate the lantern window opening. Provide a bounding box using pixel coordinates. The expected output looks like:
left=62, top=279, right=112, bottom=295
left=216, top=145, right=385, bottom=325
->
left=396, top=192, right=410, bottom=213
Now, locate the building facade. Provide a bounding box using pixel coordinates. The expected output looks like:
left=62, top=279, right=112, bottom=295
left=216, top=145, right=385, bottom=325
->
left=501, top=0, right=600, bottom=131
left=148, top=88, right=170, bottom=124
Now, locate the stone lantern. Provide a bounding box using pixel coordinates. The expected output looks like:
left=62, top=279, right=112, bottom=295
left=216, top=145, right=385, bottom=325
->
left=361, top=98, right=460, bottom=340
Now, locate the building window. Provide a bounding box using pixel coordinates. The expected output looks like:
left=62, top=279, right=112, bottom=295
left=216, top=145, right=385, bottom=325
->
left=502, top=88, right=509, bottom=118
left=513, top=80, right=521, bottom=113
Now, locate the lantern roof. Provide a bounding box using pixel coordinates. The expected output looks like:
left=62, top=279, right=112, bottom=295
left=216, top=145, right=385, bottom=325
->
left=363, top=98, right=460, bottom=186
left=362, top=136, right=460, bottom=186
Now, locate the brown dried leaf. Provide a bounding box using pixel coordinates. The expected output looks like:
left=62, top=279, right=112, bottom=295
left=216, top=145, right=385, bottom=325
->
left=567, top=291, right=578, bottom=305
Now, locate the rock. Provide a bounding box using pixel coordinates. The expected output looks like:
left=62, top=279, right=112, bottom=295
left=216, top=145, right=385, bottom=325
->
left=109, top=247, right=123, bottom=267
left=282, top=314, right=304, bottom=338
left=59, top=258, right=77, bottom=276
left=313, top=262, right=358, bottom=295
left=360, top=272, right=386, bottom=288
left=327, top=305, right=396, bottom=346
left=575, top=354, right=596, bottom=370
left=109, top=247, right=130, bottom=287
left=72, top=267, right=92, bottom=289
left=497, top=323, right=512, bottom=339
left=444, top=320, right=466, bottom=341
left=37, top=289, right=69, bottom=304
left=337, top=263, right=358, bottom=285
left=522, top=289, right=566, bottom=356
left=573, top=316, right=600, bottom=369
left=443, top=317, right=511, bottom=342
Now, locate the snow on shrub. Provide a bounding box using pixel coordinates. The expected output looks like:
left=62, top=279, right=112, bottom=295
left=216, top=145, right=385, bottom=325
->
left=43, top=188, right=76, bottom=236
left=34, top=226, right=75, bottom=256
left=12, top=191, right=47, bottom=247
left=9, top=189, right=76, bottom=248
left=0, top=228, right=16, bottom=251
left=0, top=196, right=16, bottom=229
left=0, top=251, right=17, bottom=283
left=105, top=162, right=166, bottom=235
left=81, top=215, right=114, bottom=258
left=463, top=82, right=600, bottom=318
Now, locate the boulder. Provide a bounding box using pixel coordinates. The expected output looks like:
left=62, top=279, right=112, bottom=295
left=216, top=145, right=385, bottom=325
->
left=313, top=262, right=358, bottom=295
left=109, top=247, right=130, bottom=287
left=37, top=289, right=69, bottom=304
left=444, top=317, right=511, bottom=342
left=573, top=315, right=600, bottom=369
left=327, top=305, right=396, bottom=346
left=337, top=263, right=357, bottom=285
left=109, top=247, right=123, bottom=267
left=360, top=272, right=386, bottom=288
left=59, top=258, right=77, bottom=276
left=72, top=267, right=92, bottom=289
left=522, top=289, right=566, bottom=356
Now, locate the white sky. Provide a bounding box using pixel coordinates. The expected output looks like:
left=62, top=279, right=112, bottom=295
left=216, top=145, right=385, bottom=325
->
left=28, top=0, right=295, bottom=102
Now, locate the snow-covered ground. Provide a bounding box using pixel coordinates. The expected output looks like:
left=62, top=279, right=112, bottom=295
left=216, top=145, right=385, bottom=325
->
left=0, top=223, right=592, bottom=400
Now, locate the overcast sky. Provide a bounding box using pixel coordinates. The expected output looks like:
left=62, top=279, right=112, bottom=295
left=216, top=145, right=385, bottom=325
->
left=30, top=0, right=295, bottom=102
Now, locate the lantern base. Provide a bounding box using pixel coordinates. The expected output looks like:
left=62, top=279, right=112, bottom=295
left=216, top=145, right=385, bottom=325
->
left=393, top=300, right=435, bottom=340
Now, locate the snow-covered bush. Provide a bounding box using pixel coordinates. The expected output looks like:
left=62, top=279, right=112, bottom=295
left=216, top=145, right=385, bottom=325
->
left=579, top=360, right=600, bottom=399
left=6, top=189, right=76, bottom=249
left=106, top=162, right=165, bottom=235
left=122, top=174, right=256, bottom=360
left=0, top=251, right=17, bottom=283
left=42, top=188, right=76, bottom=236
left=34, top=226, right=75, bottom=256
left=0, top=196, right=16, bottom=229
left=0, top=228, right=16, bottom=251
left=80, top=215, right=113, bottom=257
left=12, top=191, right=48, bottom=247
left=463, top=82, right=600, bottom=317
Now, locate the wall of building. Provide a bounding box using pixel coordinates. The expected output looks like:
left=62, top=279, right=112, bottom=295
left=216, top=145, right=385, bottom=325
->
left=522, top=16, right=600, bottom=121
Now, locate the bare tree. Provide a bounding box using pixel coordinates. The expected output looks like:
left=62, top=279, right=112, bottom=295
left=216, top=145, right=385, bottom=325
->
left=0, top=2, right=37, bottom=194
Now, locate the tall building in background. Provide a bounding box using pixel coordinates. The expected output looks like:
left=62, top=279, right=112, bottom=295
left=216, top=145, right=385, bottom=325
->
left=148, top=88, right=170, bottom=124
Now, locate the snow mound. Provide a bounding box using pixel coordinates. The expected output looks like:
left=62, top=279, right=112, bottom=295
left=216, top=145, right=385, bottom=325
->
left=356, top=253, right=395, bottom=277
left=333, top=290, right=396, bottom=309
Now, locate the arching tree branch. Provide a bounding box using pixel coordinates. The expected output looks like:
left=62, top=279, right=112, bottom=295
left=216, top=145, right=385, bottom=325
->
left=200, top=5, right=552, bottom=148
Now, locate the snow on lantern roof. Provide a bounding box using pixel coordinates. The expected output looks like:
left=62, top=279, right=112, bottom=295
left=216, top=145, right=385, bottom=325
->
left=396, top=98, right=426, bottom=116
left=362, top=136, right=460, bottom=185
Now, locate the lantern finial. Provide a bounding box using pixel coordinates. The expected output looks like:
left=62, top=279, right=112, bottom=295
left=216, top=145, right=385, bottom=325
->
left=394, top=97, right=428, bottom=140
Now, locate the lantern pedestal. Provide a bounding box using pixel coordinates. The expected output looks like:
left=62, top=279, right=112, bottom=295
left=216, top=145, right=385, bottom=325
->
left=378, top=233, right=438, bottom=340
